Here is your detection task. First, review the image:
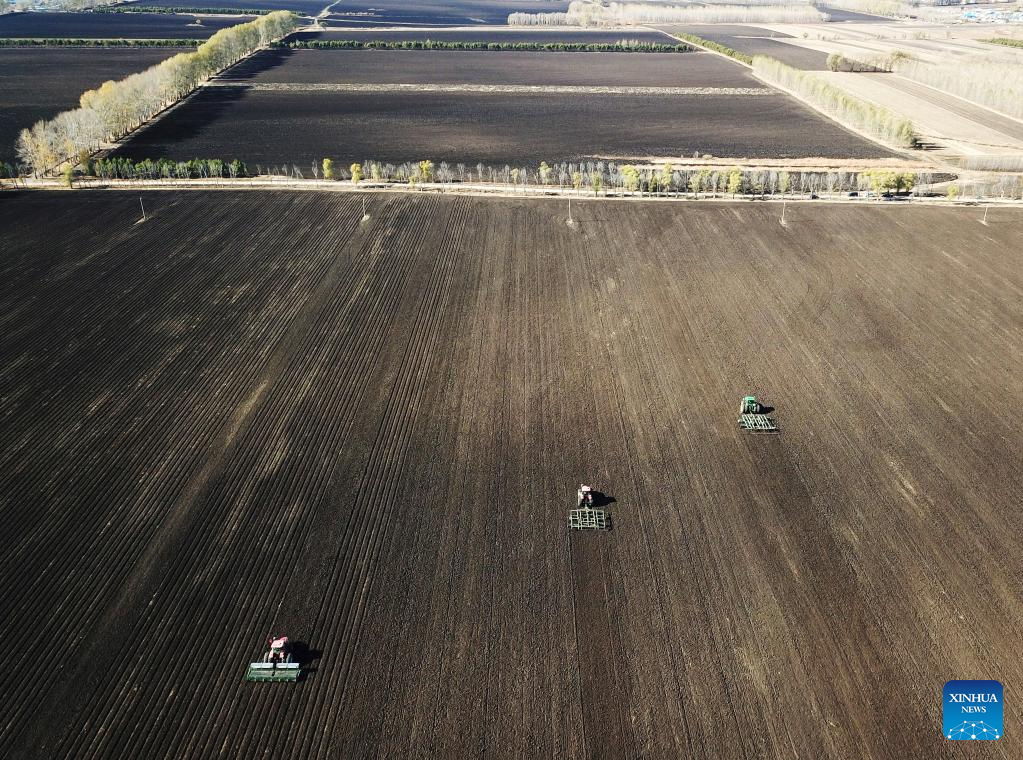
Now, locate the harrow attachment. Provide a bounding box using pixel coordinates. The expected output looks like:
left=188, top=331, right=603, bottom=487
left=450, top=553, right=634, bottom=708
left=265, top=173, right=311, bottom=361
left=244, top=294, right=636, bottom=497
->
left=738, top=413, right=778, bottom=433
left=569, top=505, right=610, bottom=530
left=737, top=395, right=779, bottom=433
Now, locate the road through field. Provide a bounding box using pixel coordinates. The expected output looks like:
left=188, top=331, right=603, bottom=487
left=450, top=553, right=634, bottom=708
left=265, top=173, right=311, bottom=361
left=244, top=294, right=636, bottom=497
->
left=1, top=191, right=1021, bottom=759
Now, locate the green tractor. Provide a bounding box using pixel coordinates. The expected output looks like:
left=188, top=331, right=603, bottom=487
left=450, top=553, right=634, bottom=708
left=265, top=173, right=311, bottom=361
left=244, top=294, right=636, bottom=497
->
left=739, top=395, right=762, bottom=415
left=738, top=395, right=778, bottom=432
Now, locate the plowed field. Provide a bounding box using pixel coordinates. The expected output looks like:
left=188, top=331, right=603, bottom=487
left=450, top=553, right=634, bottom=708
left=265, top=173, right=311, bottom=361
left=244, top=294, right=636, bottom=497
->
left=0, top=11, right=246, bottom=39
left=1, top=190, right=1021, bottom=759
left=0, top=47, right=190, bottom=165
left=112, top=85, right=893, bottom=165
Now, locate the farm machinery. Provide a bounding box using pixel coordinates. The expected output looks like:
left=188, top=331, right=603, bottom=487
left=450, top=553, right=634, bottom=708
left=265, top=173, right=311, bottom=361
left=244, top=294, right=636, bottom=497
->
left=245, top=635, right=300, bottom=682
left=569, top=484, right=610, bottom=530
left=737, top=395, right=779, bottom=433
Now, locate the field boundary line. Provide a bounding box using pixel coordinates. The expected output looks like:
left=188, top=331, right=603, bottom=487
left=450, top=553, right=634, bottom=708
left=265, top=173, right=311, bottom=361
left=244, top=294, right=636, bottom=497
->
left=204, top=81, right=776, bottom=96
left=12, top=179, right=1016, bottom=206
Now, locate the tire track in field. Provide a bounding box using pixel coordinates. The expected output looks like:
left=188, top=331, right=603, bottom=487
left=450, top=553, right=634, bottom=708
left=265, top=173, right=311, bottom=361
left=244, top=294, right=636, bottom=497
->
left=217, top=195, right=449, bottom=759
left=56, top=196, right=440, bottom=760
left=0, top=194, right=352, bottom=755
left=322, top=200, right=490, bottom=758
left=144, top=195, right=442, bottom=760
left=279, top=198, right=469, bottom=760
left=3, top=194, right=353, bottom=756
left=37, top=193, right=417, bottom=756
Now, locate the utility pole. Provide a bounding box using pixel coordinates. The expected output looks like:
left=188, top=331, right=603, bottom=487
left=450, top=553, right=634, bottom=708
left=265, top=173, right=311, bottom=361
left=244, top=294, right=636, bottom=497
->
left=567, top=196, right=575, bottom=227
left=139, top=197, right=147, bottom=222
left=981, top=204, right=989, bottom=225
left=780, top=200, right=787, bottom=227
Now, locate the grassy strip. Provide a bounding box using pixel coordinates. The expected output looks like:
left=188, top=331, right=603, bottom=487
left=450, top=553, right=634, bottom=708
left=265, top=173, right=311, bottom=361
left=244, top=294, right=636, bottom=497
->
left=663, top=32, right=753, bottom=65
left=985, top=37, right=1023, bottom=49
left=752, top=55, right=917, bottom=148
left=278, top=39, right=693, bottom=52
left=97, top=5, right=272, bottom=14
left=0, top=37, right=201, bottom=47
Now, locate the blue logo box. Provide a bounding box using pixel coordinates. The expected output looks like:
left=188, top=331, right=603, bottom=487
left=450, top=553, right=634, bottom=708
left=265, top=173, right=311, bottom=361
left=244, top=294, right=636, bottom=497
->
left=944, top=680, right=1002, bottom=740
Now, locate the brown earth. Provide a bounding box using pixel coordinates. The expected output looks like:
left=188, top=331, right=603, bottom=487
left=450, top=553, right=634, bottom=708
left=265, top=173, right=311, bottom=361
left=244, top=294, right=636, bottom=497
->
left=219, top=48, right=755, bottom=88
left=0, top=47, right=190, bottom=166
left=0, top=190, right=1020, bottom=759
left=112, top=85, right=895, bottom=166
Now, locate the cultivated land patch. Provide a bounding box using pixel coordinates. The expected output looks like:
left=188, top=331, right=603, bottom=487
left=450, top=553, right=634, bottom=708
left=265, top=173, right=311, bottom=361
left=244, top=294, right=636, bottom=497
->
left=0, top=47, right=189, bottom=165
left=2, top=190, right=1021, bottom=759
left=291, top=27, right=677, bottom=44
left=817, top=6, right=889, bottom=22
left=220, top=48, right=758, bottom=88
left=112, top=85, right=894, bottom=165
left=325, top=0, right=570, bottom=26
left=0, top=11, right=247, bottom=39
left=660, top=24, right=830, bottom=69
left=139, top=0, right=328, bottom=13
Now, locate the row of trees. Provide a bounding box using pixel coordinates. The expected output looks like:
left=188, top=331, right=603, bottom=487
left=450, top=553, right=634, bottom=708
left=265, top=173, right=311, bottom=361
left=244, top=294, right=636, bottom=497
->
left=752, top=56, right=918, bottom=148
left=0, top=38, right=202, bottom=47
left=5, top=0, right=121, bottom=10
left=16, top=11, right=298, bottom=176
left=509, top=0, right=827, bottom=25
left=818, top=0, right=911, bottom=18
left=97, top=6, right=273, bottom=15
left=300, top=158, right=940, bottom=198
left=86, top=156, right=249, bottom=179
left=23, top=157, right=1023, bottom=201
left=280, top=39, right=693, bottom=53
left=826, top=50, right=909, bottom=73
left=892, top=56, right=1023, bottom=121
left=668, top=32, right=753, bottom=65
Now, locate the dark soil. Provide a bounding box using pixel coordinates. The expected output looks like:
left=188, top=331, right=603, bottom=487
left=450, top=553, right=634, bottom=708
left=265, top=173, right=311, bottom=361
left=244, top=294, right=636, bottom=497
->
left=1, top=190, right=1021, bottom=759
left=661, top=24, right=830, bottom=70
left=820, top=6, right=889, bottom=22
left=0, top=47, right=188, bottom=165
left=113, top=85, right=893, bottom=165
left=0, top=11, right=246, bottom=39
left=220, top=48, right=757, bottom=88
left=325, top=0, right=570, bottom=25
left=141, top=0, right=329, bottom=14
left=291, top=27, right=678, bottom=44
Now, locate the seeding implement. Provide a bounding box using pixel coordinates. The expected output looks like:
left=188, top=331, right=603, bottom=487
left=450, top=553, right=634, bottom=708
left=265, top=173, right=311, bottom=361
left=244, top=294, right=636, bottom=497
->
left=246, top=635, right=300, bottom=682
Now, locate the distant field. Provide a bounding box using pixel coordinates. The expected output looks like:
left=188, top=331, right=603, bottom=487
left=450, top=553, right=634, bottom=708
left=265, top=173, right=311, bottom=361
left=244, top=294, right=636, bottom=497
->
left=325, top=0, right=571, bottom=25
left=112, top=85, right=893, bottom=165
left=0, top=47, right=187, bottom=165
left=0, top=11, right=246, bottom=39
left=818, top=5, right=887, bottom=22
left=2, top=190, right=1021, bottom=759
left=291, top=27, right=676, bottom=44
left=660, top=24, right=830, bottom=69
left=139, top=0, right=327, bottom=15
left=220, top=49, right=757, bottom=88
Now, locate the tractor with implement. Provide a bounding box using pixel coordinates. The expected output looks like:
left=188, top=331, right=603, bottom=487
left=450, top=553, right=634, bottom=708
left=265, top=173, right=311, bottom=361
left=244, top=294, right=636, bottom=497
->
left=737, top=395, right=779, bottom=433
left=245, top=634, right=301, bottom=682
